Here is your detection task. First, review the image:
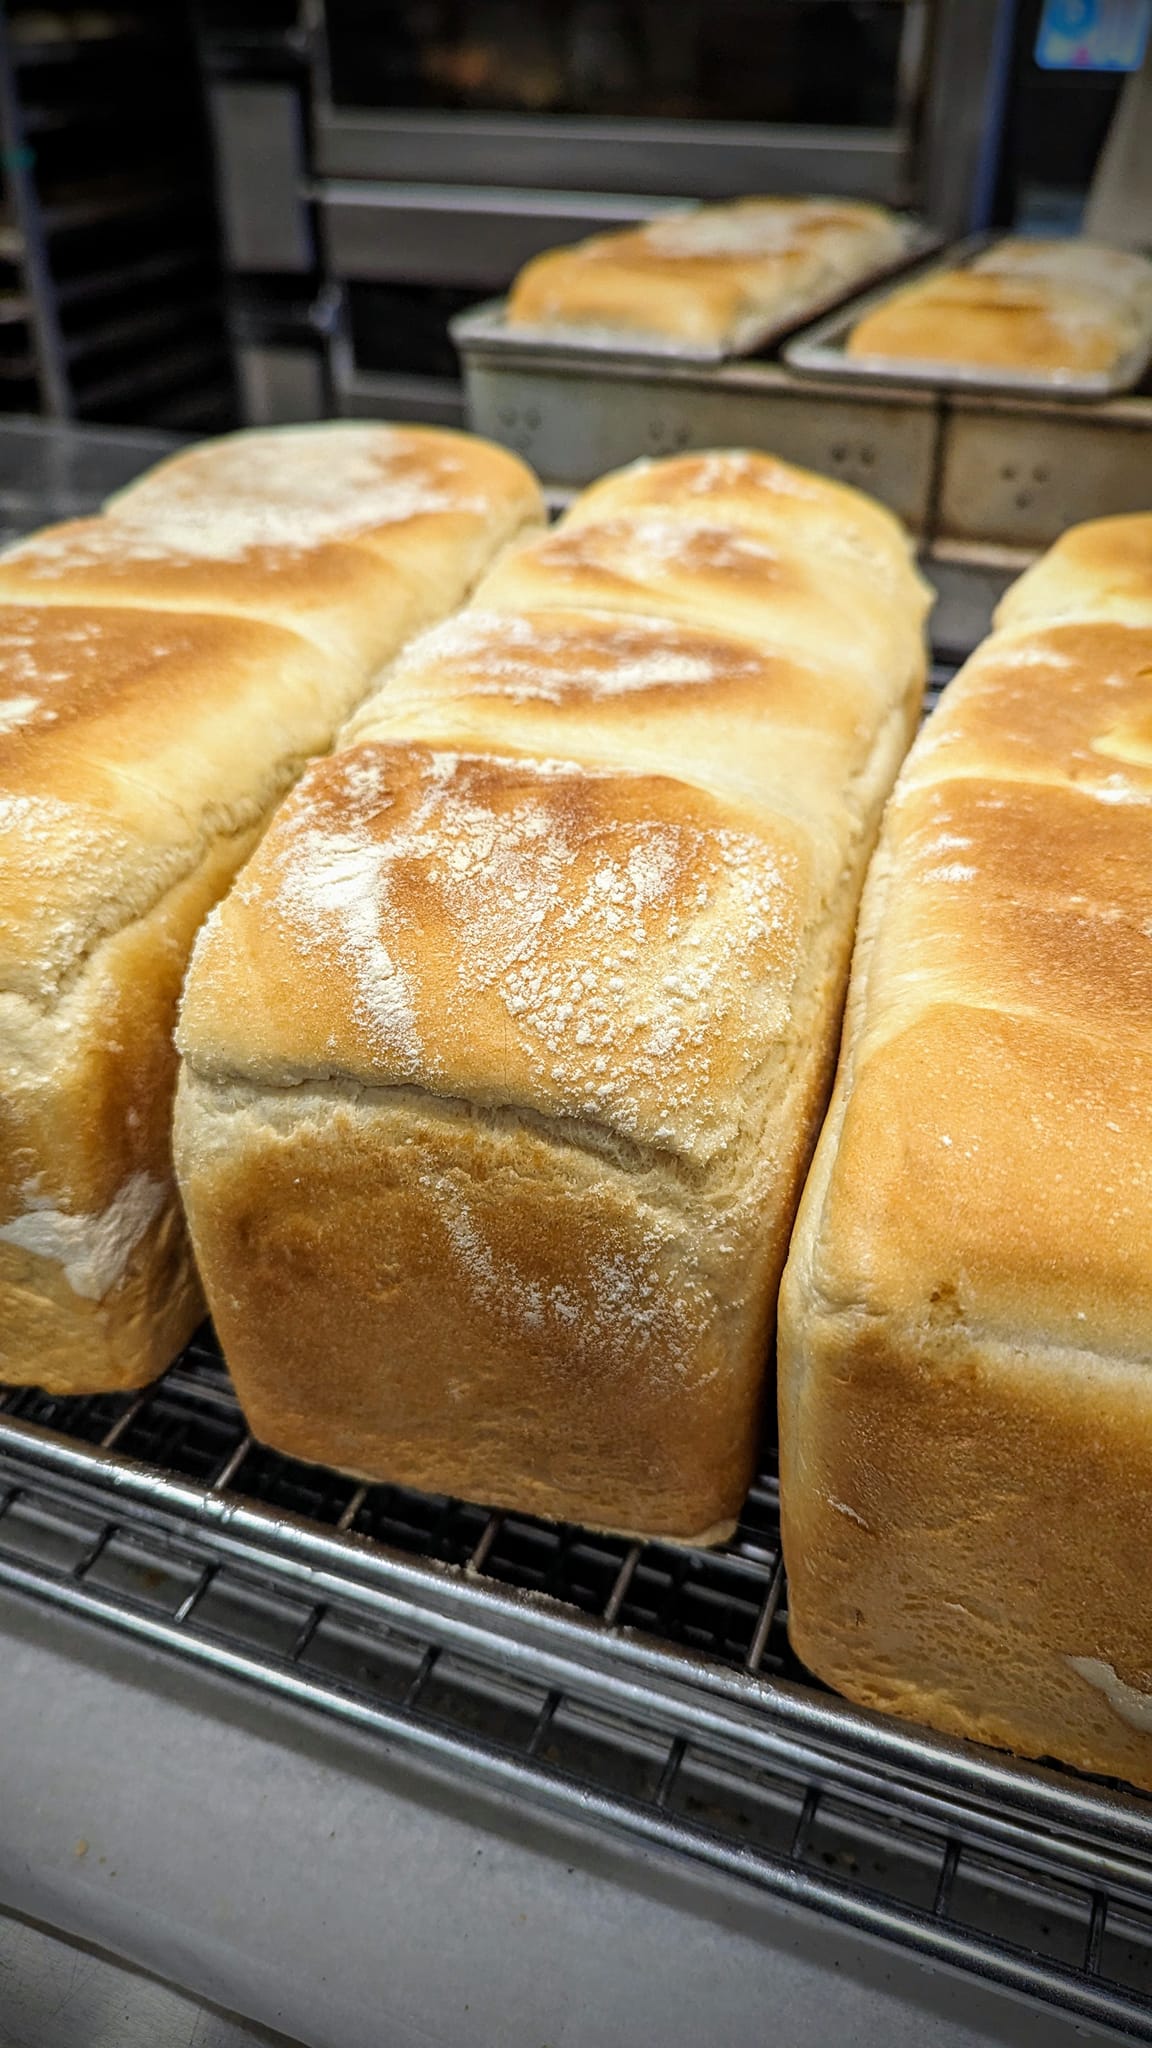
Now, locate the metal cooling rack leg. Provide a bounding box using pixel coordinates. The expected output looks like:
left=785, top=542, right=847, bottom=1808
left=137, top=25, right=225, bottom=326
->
left=602, top=1544, right=642, bottom=1628
left=71, top=1525, right=114, bottom=1581
left=211, top=1437, right=253, bottom=1492
left=745, top=1558, right=785, bottom=1675
left=101, top=1393, right=150, bottom=1452
left=791, top=1786, right=821, bottom=1866
left=526, top=1691, right=561, bottom=1759
left=336, top=1487, right=367, bottom=1533
left=1085, top=1893, right=1109, bottom=1977
left=403, top=1644, right=441, bottom=1710
left=934, top=1840, right=962, bottom=1920
left=173, top=1565, right=217, bottom=1625
left=467, top=1514, right=503, bottom=1575
left=287, top=1606, right=325, bottom=1664
left=654, top=1737, right=686, bottom=1810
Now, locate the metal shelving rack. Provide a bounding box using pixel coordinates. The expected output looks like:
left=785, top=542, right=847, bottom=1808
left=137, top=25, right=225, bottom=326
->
left=0, top=5, right=235, bottom=430
left=192, top=0, right=334, bottom=428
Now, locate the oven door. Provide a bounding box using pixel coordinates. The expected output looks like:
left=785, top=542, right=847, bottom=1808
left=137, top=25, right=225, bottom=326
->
left=314, top=0, right=921, bottom=200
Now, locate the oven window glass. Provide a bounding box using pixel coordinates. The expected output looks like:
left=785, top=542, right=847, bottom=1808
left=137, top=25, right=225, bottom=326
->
left=325, top=1, right=906, bottom=125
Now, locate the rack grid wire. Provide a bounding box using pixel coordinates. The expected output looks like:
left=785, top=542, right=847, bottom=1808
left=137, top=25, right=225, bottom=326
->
left=3, top=1320, right=1152, bottom=2043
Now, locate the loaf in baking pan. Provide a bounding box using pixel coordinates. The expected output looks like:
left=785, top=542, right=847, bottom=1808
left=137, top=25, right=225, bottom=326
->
left=505, top=198, right=907, bottom=351
left=0, top=424, right=544, bottom=1394
left=778, top=510, right=1152, bottom=1788
left=845, top=237, right=1152, bottom=377
left=175, top=449, right=931, bottom=1541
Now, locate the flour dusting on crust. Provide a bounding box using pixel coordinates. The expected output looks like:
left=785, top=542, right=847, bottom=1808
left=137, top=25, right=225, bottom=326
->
left=388, top=609, right=765, bottom=704
left=99, top=425, right=495, bottom=562
left=276, top=773, right=424, bottom=1067
left=264, top=745, right=799, bottom=1150
left=423, top=1171, right=712, bottom=1381
left=0, top=1173, right=165, bottom=1299
left=642, top=200, right=899, bottom=264
left=0, top=696, right=44, bottom=733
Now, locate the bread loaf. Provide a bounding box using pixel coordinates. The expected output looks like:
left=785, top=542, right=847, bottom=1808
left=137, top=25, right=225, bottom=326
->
left=846, top=237, right=1152, bottom=377
left=0, top=424, right=543, bottom=1393
left=994, top=511, right=1152, bottom=631
left=0, top=423, right=541, bottom=670
left=505, top=199, right=907, bottom=351
left=778, top=510, right=1152, bottom=1788
left=174, top=449, right=930, bottom=1540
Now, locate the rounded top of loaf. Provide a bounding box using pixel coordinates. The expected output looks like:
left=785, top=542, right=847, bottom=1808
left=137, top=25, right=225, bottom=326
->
left=178, top=738, right=815, bottom=1168
left=994, top=512, right=1152, bottom=634
left=0, top=604, right=359, bottom=1004
left=103, top=421, right=543, bottom=558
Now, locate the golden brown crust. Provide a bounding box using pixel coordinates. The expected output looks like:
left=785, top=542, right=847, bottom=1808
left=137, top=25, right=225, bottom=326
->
left=351, top=607, right=895, bottom=864
left=0, top=518, right=428, bottom=671
left=778, top=536, right=1152, bottom=1788
left=506, top=198, right=906, bottom=348
left=104, top=421, right=543, bottom=613
left=1, top=828, right=257, bottom=1391
left=0, top=605, right=363, bottom=1004
left=782, top=1315, right=1152, bottom=1791
left=475, top=508, right=923, bottom=695
left=561, top=449, right=917, bottom=582
left=178, top=741, right=816, bottom=1164
left=176, top=1072, right=781, bottom=1537
left=994, top=511, right=1152, bottom=631
left=846, top=238, right=1152, bottom=376
left=177, top=446, right=930, bottom=1537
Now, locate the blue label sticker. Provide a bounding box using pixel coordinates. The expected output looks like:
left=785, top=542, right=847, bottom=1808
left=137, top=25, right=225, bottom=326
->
left=1035, top=0, right=1152, bottom=69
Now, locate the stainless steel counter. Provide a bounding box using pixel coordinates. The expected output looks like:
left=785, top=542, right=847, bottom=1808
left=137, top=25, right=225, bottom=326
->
left=0, top=415, right=181, bottom=544
left=0, top=1587, right=1120, bottom=2048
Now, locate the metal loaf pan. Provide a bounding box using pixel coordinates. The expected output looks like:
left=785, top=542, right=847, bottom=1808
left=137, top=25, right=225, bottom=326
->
left=451, top=218, right=940, bottom=372
left=935, top=386, right=1152, bottom=552
left=784, top=235, right=1152, bottom=403
left=459, top=348, right=943, bottom=524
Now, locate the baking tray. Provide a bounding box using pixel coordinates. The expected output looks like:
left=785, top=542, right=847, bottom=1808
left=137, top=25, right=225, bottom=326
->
left=451, top=219, right=941, bottom=371
left=784, top=235, right=1152, bottom=403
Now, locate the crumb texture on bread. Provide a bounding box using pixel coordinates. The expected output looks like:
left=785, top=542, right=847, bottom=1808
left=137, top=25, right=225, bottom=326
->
left=177, top=447, right=930, bottom=1536
left=778, top=509, right=1152, bottom=1788
left=0, top=423, right=544, bottom=1391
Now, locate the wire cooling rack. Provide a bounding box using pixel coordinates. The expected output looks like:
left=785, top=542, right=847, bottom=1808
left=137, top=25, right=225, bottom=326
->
left=3, top=1323, right=1152, bottom=2042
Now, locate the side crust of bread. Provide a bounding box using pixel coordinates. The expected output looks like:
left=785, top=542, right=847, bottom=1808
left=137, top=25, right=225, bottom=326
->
left=778, top=512, right=1152, bottom=1787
